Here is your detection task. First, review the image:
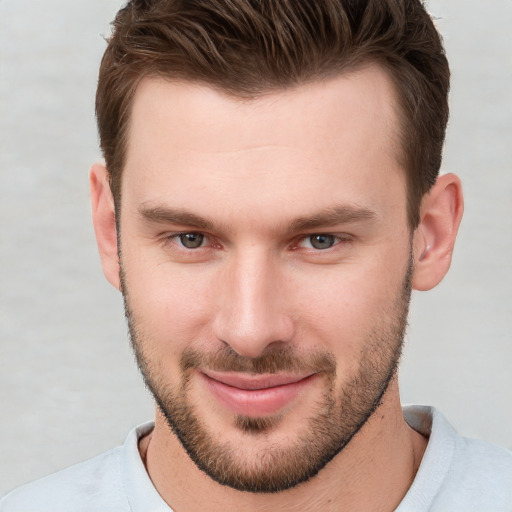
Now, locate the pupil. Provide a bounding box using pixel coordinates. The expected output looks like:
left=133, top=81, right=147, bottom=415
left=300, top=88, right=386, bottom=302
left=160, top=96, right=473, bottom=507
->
left=310, top=234, right=334, bottom=249
left=180, top=233, right=204, bottom=248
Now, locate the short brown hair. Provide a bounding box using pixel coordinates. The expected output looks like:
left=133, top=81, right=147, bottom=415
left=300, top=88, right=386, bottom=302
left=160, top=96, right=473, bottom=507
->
left=96, top=0, right=449, bottom=227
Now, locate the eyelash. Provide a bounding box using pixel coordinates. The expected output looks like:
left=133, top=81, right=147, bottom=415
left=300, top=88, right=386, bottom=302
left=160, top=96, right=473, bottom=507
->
left=163, top=232, right=353, bottom=252
left=294, top=233, right=353, bottom=251
left=164, top=232, right=214, bottom=250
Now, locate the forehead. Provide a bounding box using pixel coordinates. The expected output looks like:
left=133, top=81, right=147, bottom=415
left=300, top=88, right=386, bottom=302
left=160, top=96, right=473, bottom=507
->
left=128, top=64, right=401, bottom=154
left=122, top=65, right=406, bottom=227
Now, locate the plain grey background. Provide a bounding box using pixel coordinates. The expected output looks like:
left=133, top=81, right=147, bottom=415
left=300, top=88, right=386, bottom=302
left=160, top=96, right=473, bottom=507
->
left=1, top=0, right=511, bottom=497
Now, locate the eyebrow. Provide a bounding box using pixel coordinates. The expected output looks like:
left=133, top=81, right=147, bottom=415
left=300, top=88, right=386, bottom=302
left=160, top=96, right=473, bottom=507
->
left=138, top=204, right=377, bottom=232
left=139, top=206, right=215, bottom=230
left=288, top=205, right=377, bottom=231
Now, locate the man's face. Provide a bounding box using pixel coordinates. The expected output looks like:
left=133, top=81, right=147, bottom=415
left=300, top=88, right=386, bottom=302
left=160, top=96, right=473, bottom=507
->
left=118, top=67, right=413, bottom=492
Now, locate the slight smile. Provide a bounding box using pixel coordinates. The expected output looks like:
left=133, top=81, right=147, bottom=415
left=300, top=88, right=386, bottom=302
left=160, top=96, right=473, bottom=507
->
left=199, top=370, right=318, bottom=417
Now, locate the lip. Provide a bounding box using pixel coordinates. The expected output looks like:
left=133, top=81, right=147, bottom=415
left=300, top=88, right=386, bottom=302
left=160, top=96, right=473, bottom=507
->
left=199, top=370, right=317, bottom=417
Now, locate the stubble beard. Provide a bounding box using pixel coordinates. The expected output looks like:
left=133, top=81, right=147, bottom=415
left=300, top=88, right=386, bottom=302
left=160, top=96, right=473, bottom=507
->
left=121, top=259, right=413, bottom=494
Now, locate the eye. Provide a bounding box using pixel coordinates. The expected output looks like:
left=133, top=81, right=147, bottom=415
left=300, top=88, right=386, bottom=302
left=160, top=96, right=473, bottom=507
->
left=306, top=234, right=337, bottom=250
left=177, top=232, right=205, bottom=249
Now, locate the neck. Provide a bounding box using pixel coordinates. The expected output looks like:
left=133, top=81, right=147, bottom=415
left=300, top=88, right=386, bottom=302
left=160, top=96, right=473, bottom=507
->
left=141, top=379, right=427, bottom=512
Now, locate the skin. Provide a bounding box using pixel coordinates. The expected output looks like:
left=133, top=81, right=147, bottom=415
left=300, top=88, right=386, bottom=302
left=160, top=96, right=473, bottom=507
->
left=91, top=65, right=463, bottom=511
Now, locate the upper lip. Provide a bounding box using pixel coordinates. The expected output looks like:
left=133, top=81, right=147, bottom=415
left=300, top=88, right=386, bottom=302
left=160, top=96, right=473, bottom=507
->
left=201, top=370, right=314, bottom=390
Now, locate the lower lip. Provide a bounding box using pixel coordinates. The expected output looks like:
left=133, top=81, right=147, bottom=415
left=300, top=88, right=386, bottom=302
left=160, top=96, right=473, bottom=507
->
left=200, top=373, right=317, bottom=417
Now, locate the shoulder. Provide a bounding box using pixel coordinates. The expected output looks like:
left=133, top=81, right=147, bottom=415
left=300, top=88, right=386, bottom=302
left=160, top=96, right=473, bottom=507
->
left=401, top=406, right=512, bottom=512
left=0, top=447, right=129, bottom=512
left=446, top=435, right=512, bottom=506
left=0, top=422, right=162, bottom=512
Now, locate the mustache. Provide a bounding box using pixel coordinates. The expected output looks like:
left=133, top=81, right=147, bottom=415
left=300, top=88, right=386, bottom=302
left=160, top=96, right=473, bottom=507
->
left=180, top=346, right=336, bottom=376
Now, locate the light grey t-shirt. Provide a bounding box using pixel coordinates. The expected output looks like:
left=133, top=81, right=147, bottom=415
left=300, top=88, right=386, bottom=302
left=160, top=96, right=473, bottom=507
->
left=1, top=406, right=511, bottom=511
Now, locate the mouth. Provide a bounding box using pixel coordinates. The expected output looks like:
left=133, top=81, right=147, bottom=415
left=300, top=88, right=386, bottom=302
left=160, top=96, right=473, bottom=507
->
left=199, top=370, right=318, bottom=417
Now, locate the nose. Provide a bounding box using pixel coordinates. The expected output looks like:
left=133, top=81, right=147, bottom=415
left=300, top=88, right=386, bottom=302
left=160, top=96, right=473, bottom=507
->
left=212, top=249, right=294, bottom=358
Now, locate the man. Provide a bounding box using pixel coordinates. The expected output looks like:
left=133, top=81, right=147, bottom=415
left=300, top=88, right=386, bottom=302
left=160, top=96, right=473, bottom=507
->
left=1, top=0, right=511, bottom=510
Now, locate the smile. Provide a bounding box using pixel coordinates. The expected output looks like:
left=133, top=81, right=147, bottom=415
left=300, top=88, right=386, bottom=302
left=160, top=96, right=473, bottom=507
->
left=199, top=370, right=317, bottom=417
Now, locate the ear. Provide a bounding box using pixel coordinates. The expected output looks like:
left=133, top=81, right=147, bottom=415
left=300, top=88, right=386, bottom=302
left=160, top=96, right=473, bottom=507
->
left=412, top=173, right=464, bottom=291
left=90, top=163, right=121, bottom=290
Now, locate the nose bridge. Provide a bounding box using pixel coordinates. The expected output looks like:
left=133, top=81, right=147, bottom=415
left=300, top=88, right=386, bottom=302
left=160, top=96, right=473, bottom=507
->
left=214, top=246, right=292, bottom=357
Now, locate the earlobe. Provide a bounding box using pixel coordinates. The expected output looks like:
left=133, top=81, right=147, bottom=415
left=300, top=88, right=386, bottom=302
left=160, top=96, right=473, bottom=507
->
left=412, top=173, right=464, bottom=291
left=90, top=163, right=121, bottom=290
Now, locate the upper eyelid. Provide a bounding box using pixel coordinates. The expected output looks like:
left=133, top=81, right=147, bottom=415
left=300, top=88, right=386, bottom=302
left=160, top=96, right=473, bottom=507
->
left=292, top=233, right=354, bottom=250
left=163, top=230, right=208, bottom=238
left=166, top=231, right=216, bottom=250
left=296, top=232, right=353, bottom=241
left=161, top=231, right=352, bottom=246
left=169, top=231, right=207, bottom=239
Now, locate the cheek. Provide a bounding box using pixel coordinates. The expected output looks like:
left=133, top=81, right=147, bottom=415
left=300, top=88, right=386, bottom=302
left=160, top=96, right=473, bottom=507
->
left=122, top=251, right=218, bottom=351
left=289, top=256, right=408, bottom=355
